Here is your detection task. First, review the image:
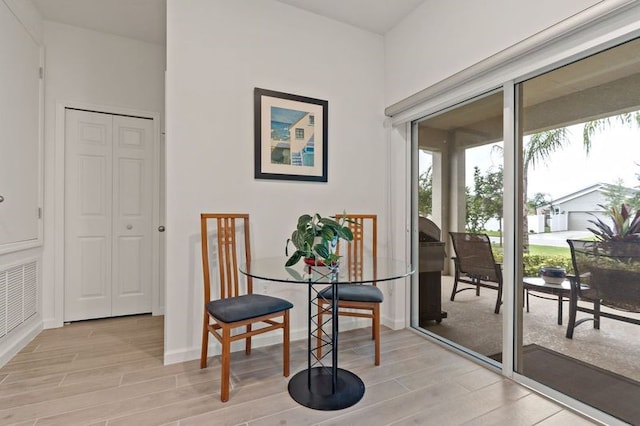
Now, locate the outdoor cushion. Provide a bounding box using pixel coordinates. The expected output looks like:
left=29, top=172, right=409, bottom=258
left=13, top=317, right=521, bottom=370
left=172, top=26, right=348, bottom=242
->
left=206, top=294, right=293, bottom=323
left=319, top=284, right=383, bottom=303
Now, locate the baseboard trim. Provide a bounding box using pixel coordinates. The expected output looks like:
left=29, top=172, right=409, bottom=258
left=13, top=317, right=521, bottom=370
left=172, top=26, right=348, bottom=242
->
left=164, top=327, right=310, bottom=365
left=382, top=313, right=405, bottom=330
left=0, top=315, right=42, bottom=368
left=163, top=318, right=374, bottom=365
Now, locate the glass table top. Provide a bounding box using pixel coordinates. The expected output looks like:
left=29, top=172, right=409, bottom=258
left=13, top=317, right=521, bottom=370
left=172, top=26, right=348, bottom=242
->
left=240, top=256, right=414, bottom=285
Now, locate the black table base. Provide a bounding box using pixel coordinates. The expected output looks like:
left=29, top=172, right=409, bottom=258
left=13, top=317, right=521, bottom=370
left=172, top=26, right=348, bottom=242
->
left=288, top=367, right=365, bottom=410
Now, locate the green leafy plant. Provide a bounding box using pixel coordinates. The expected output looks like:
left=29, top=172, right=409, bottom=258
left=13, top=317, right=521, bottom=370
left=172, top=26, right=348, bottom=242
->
left=523, top=254, right=573, bottom=277
left=587, top=203, right=640, bottom=242
left=285, top=213, right=354, bottom=267
left=491, top=249, right=574, bottom=276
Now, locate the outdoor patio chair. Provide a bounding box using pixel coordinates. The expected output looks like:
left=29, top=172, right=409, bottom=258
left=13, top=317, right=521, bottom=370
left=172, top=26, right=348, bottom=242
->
left=200, top=213, right=293, bottom=402
left=565, top=239, right=640, bottom=338
left=449, top=232, right=503, bottom=314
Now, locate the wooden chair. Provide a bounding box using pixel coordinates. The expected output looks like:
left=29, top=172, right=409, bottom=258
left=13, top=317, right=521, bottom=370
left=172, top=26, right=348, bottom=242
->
left=566, top=239, right=640, bottom=339
left=448, top=232, right=503, bottom=314
left=317, top=214, right=383, bottom=365
left=200, top=213, right=293, bottom=402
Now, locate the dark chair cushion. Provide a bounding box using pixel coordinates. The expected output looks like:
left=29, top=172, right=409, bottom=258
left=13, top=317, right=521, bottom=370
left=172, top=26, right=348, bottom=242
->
left=206, top=294, right=293, bottom=323
left=319, top=284, right=383, bottom=303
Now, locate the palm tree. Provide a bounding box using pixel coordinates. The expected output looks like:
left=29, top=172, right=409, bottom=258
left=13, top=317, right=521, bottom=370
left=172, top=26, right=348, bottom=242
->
left=501, top=111, right=639, bottom=252
left=521, top=128, right=574, bottom=251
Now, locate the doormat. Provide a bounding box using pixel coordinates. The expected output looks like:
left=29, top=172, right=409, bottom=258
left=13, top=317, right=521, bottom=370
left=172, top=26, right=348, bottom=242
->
left=490, top=344, right=640, bottom=424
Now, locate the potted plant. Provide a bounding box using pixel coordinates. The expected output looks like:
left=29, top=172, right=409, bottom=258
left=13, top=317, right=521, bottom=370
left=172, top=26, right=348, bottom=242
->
left=285, top=213, right=354, bottom=267
left=588, top=203, right=640, bottom=242
left=587, top=203, right=640, bottom=258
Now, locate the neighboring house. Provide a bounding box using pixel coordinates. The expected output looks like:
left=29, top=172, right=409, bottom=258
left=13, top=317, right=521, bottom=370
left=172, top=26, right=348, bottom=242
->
left=537, top=183, right=635, bottom=231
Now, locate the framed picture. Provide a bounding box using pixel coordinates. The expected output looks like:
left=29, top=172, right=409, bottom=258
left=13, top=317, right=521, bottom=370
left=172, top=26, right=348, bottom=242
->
left=254, top=88, right=328, bottom=182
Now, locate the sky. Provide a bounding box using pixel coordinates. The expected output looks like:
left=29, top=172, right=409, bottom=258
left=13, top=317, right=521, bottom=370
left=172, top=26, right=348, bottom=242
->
left=420, top=121, right=640, bottom=202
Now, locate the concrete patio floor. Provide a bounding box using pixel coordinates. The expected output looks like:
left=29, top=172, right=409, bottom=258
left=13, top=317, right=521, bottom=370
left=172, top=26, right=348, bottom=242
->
left=420, top=275, right=640, bottom=383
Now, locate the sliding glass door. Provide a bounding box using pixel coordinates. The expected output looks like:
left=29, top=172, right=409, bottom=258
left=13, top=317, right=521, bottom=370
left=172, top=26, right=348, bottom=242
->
left=412, top=91, right=505, bottom=361
left=404, top=6, right=640, bottom=420
left=515, top=37, right=640, bottom=424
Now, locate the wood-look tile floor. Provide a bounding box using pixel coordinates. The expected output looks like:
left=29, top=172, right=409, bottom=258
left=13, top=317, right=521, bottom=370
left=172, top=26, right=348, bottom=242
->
left=0, top=315, right=597, bottom=426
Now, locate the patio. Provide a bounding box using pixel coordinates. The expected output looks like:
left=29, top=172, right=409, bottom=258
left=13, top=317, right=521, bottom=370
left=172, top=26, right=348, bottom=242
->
left=422, top=275, right=640, bottom=383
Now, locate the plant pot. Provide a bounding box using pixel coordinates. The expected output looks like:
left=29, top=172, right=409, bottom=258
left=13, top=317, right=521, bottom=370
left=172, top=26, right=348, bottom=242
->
left=540, top=266, right=566, bottom=284
left=304, top=257, right=326, bottom=267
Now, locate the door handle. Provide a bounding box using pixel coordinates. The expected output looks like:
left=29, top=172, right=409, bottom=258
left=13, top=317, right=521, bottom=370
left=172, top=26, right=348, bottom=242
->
left=158, top=226, right=165, bottom=232
left=126, top=224, right=133, bottom=230
left=0, top=195, right=4, bottom=203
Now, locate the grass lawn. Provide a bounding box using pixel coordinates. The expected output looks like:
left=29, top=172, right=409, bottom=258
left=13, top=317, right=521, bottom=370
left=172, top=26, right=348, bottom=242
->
left=492, top=244, right=570, bottom=257
left=529, top=245, right=570, bottom=257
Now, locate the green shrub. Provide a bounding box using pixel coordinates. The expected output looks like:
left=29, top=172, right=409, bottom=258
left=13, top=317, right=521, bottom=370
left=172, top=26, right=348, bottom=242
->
left=523, top=254, right=573, bottom=276
left=491, top=249, right=573, bottom=277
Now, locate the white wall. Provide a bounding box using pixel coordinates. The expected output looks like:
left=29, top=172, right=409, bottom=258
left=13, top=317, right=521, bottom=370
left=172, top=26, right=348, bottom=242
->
left=384, top=0, right=600, bottom=107
left=3, top=0, right=42, bottom=42
left=41, top=21, right=166, bottom=327
left=165, top=0, right=388, bottom=363
left=0, top=0, right=43, bottom=368
left=527, top=215, right=544, bottom=233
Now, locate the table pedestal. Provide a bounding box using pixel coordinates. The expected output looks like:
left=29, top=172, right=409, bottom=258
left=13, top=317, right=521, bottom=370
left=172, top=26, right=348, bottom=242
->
left=288, top=367, right=364, bottom=410
left=288, top=266, right=365, bottom=410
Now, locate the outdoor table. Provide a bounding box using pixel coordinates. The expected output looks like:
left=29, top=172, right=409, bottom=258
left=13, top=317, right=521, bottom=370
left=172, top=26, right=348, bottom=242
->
left=523, top=277, right=572, bottom=325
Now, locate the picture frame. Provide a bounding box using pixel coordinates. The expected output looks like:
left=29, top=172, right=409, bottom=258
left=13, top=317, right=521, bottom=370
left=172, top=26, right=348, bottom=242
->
left=254, top=87, right=328, bottom=182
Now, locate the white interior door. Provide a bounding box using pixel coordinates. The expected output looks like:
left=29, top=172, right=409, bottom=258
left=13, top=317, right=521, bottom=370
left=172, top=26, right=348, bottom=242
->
left=65, top=109, right=153, bottom=321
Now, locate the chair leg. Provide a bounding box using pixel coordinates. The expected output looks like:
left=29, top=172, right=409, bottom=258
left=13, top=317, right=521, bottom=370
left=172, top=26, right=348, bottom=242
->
left=494, top=283, right=502, bottom=314
left=566, top=290, right=578, bottom=339
left=450, top=270, right=459, bottom=301
left=283, top=310, right=290, bottom=377
left=371, top=312, right=375, bottom=341
left=220, top=326, right=231, bottom=402
left=200, top=311, right=209, bottom=368
left=245, top=324, right=252, bottom=355
left=594, top=300, right=601, bottom=329
left=373, top=304, right=380, bottom=366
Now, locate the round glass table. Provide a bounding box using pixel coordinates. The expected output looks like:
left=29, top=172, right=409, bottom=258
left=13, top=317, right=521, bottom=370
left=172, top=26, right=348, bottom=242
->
left=240, top=256, right=414, bottom=410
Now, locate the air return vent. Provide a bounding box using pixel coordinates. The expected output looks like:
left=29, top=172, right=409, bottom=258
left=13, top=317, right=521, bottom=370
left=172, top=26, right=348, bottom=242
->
left=0, top=260, right=37, bottom=339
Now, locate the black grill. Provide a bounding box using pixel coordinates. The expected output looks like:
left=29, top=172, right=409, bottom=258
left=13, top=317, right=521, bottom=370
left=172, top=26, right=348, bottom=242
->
left=418, top=217, right=447, bottom=325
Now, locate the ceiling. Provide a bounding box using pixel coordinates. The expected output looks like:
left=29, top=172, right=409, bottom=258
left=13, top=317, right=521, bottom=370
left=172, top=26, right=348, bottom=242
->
left=418, top=38, right=640, bottom=148
left=32, top=0, right=426, bottom=45
left=33, top=0, right=167, bottom=44
left=275, top=0, right=426, bottom=35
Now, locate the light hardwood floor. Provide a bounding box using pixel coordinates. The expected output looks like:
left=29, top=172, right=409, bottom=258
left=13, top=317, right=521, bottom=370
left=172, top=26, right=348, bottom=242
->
left=0, top=315, right=597, bottom=425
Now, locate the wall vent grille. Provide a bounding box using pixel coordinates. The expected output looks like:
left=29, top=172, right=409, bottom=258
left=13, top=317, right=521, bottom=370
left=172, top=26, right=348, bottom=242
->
left=0, top=261, right=38, bottom=339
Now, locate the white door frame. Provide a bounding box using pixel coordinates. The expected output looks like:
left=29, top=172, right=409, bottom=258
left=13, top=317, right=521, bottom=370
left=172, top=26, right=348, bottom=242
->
left=54, top=100, right=163, bottom=327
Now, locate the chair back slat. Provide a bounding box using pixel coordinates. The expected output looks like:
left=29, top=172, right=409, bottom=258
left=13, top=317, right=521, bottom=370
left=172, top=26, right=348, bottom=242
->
left=217, top=217, right=233, bottom=298
left=449, top=232, right=500, bottom=281
left=201, top=213, right=252, bottom=301
left=200, top=216, right=212, bottom=303
left=336, top=214, right=377, bottom=282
